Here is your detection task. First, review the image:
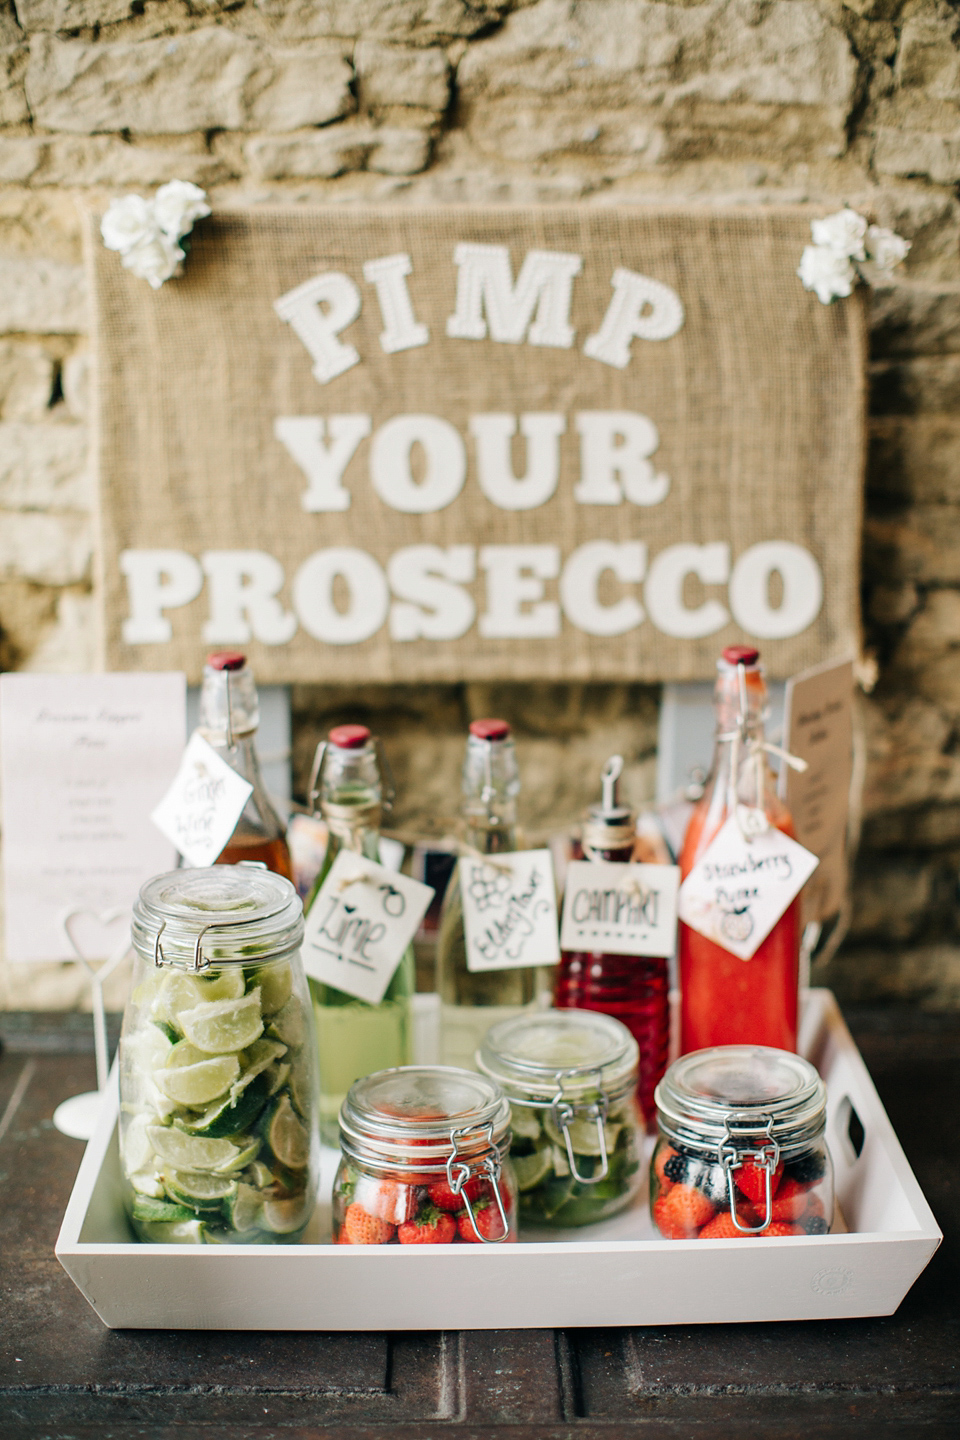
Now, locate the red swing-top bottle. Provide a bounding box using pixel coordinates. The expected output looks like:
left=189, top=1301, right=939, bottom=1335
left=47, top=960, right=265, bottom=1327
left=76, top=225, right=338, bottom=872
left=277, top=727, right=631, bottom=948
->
left=678, top=645, right=800, bottom=1055
left=553, top=756, right=670, bottom=1129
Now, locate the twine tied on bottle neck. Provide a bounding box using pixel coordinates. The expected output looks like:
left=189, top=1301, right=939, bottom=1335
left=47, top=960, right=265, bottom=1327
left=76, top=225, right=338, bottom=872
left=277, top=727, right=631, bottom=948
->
left=719, top=661, right=808, bottom=840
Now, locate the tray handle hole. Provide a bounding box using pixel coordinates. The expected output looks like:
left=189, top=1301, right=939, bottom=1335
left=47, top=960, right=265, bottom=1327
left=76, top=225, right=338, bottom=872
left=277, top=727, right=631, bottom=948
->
left=835, top=1094, right=866, bottom=1163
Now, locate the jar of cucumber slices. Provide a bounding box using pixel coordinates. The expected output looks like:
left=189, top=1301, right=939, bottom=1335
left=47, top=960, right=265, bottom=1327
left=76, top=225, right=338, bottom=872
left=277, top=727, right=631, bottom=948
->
left=120, top=866, right=320, bottom=1245
left=476, top=1010, right=643, bottom=1227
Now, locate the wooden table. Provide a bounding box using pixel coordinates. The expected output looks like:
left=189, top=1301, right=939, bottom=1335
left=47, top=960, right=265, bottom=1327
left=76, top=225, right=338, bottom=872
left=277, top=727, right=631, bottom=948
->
left=1, top=1009, right=957, bottom=1439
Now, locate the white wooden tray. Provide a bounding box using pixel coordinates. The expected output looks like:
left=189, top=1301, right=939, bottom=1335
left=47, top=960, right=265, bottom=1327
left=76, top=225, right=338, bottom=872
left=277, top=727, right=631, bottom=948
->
left=56, top=990, right=941, bottom=1330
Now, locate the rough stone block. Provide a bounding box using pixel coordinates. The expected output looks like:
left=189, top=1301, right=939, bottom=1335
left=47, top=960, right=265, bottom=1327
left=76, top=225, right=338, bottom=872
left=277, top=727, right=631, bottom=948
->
left=866, top=580, right=919, bottom=626
left=0, top=137, right=44, bottom=184
left=22, top=587, right=96, bottom=672
left=0, top=134, right=235, bottom=187
left=0, top=43, right=29, bottom=125
left=0, top=256, right=86, bottom=333
left=0, top=421, right=90, bottom=510
left=874, top=126, right=960, bottom=186
left=861, top=693, right=960, bottom=814
left=252, top=0, right=512, bottom=43
left=26, top=29, right=354, bottom=134
left=14, top=0, right=136, bottom=29
left=0, top=576, right=59, bottom=672
left=246, top=121, right=431, bottom=178
left=864, top=802, right=960, bottom=850
left=865, top=506, right=960, bottom=586
left=870, top=283, right=960, bottom=358
left=0, top=340, right=55, bottom=420
left=355, top=40, right=450, bottom=110
left=871, top=355, right=960, bottom=415
left=61, top=347, right=88, bottom=419
left=818, top=943, right=960, bottom=1009
left=0, top=510, right=92, bottom=585
left=848, top=857, right=934, bottom=942
left=894, top=12, right=960, bottom=98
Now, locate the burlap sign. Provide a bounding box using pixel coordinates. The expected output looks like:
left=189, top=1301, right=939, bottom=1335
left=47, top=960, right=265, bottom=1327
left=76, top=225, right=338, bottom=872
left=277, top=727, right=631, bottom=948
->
left=90, top=206, right=866, bottom=685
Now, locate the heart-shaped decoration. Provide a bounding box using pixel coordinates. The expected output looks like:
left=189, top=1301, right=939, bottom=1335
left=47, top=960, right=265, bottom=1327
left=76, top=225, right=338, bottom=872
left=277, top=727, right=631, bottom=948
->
left=62, top=908, right=131, bottom=975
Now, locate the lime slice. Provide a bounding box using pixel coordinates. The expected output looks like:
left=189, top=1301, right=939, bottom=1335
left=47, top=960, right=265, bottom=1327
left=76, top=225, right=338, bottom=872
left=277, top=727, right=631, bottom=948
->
left=289, top=1062, right=312, bottom=1119
left=236, top=1037, right=286, bottom=1089
left=164, top=1169, right=238, bottom=1210
left=138, top=1218, right=206, bottom=1244
left=200, top=969, right=246, bottom=1002
left=147, top=1124, right=240, bottom=1173
left=512, top=1146, right=554, bottom=1192
left=216, top=1138, right=261, bottom=1173
left=179, top=989, right=264, bottom=1055
left=266, top=997, right=304, bottom=1048
left=552, top=1143, right=570, bottom=1178
left=122, top=1114, right=156, bottom=1176
left=264, top=1062, right=291, bottom=1098
left=164, top=1039, right=208, bottom=1070
left=174, top=1072, right=272, bottom=1139
left=261, top=1194, right=310, bottom=1234
left=128, top=1169, right=165, bottom=1198
left=123, top=1025, right=173, bottom=1076
left=249, top=962, right=292, bottom=1016
left=259, top=1094, right=309, bottom=1170
left=132, top=968, right=165, bottom=1009
left=154, top=1055, right=240, bottom=1106
left=154, top=972, right=209, bottom=1028
left=225, top=1182, right=263, bottom=1233
left=246, top=1161, right=274, bottom=1189
left=132, top=1195, right=195, bottom=1224
left=509, top=1105, right=543, bottom=1141
left=543, top=1113, right=622, bottom=1157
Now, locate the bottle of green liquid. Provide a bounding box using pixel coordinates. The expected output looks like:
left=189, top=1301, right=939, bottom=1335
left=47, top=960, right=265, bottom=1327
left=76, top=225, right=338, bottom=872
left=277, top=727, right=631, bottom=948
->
left=305, top=724, right=413, bottom=1142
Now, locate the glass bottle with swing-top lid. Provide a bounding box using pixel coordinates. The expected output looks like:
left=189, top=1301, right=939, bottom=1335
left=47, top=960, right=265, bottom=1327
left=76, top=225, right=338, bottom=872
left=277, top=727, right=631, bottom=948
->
left=332, top=1065, right=517, bottom=1244
left=477, top=1009, right=643, bottom=1227
left=651, top=1045, right=833, bottom=1239
left=119, top=864, right=319, bottom=1244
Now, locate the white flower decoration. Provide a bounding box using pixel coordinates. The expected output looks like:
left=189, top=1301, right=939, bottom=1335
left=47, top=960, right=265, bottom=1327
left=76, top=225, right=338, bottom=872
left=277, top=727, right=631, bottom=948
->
left=101, top=182, right=210, bottom=289
left=154, top=180, right=212, bottom=242
left=811, top=208, right=868, bottom=261
left=100, top=194, right=156, bottom=254
left=797, top=244, right=856, bottom=305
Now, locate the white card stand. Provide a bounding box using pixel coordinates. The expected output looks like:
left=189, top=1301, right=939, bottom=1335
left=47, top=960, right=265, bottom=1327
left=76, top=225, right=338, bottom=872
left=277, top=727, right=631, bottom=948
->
left=52, top=909, right=132, bottom=1142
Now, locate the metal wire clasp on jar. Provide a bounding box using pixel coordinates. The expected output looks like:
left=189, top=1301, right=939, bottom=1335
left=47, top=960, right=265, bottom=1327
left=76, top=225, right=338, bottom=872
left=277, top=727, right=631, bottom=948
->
left=333, top=1066, right=518, bottom=1245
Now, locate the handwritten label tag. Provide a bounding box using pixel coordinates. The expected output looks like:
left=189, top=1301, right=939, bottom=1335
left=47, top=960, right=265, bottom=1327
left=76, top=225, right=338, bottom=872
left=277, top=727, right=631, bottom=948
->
left=151, top=732, right=253, bottom=868
left=677, top=815, right=819, bottom=960
left=560, top=861, right=680, bottom=958
left=302, top=849, right=434, bottom=1004
left=460, top=849, right=560, bottom=974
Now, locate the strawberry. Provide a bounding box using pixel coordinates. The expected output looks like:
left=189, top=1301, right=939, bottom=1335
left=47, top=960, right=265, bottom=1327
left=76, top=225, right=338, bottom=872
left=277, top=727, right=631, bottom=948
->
left=353, top=1176, right=419, bottom=1224
left=652, top=1183, right=716, bottom=1239
left=752, top=1220, right=805, bottom=1237
left=427, top=1177, right=483, bottom=1211
left=698, top=1210, right=755, bottom=1239
left=456, top=1200, right=512, bottom=1243
left=653, top=1145, right=678, bottom=1193
left=397, top=1206, right=457, bottom=1244
left=734, top=1158, right=784, bottom=1205
left=341, top=1202, right=396, bottom=1245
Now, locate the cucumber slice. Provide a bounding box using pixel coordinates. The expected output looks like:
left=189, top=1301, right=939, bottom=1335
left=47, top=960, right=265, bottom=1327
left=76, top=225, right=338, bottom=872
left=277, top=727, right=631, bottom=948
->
left=154, top=1054, right=240, bottom=1106
left=259, top=1094, right=309, bottom=1170
left=132, top=1195, right=195, bottom=1224
left=224, top=1182, right=263, bottom=1233
left=147, top=1124, right=240, bottom=1173
left=174, top=1072, right=272, bottom=1139
left=164, top=1169, right=238, bottom=1210
left=137, top=1219, right=206, bottom=1244
left=248, top=962, right=292, bottom=1016
left=179, top=989, right=264, bottom=1055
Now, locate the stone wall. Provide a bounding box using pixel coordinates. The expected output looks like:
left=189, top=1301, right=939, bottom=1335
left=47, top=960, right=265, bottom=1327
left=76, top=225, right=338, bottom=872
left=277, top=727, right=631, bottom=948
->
left=1, top=0, right=959, bottom=1009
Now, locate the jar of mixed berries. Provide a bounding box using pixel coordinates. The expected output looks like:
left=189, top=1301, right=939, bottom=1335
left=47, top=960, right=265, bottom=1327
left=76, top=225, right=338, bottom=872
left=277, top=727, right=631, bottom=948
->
left=651, top=1046, right=833, bottom=1239
left=477, top=1009, right=643, bottom=1227
left=333, top=1066, right=517, bottom=1245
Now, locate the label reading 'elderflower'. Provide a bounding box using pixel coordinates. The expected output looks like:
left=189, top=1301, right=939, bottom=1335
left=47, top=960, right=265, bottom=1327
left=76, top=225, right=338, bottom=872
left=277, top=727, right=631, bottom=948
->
left=460, top=849, right=561, bottom=973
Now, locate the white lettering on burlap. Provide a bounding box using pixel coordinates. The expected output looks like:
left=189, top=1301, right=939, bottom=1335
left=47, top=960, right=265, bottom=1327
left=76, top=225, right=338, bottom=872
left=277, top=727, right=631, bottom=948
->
left=274, top=272, right=362, bottom=385
left=479, top=545, right=560, bottom=639
left=470, top=413, right=565, bottom=511
left=293, top=548, right=389, bottom=645
left=446, top=244, right=582, bottom=348
left=274, top=415, right=372, bottom=512
left=574, top=412, right=669, bottom=506
left=645, top=543, right=730, bottom=638
left=559, top=541, right=646, bottom=637
left=730, top=542, right=824, bottom=640
left=119, top=549, right=204, bottom=644
left=201, top=551, right=297, bottom=646
left=370, top=414, right=467, bottom=513
left=584, top=269, right=684, bottom=369
left=362, top=253, right=429, bottom=355
left=388, top=545, right=476, bottom=641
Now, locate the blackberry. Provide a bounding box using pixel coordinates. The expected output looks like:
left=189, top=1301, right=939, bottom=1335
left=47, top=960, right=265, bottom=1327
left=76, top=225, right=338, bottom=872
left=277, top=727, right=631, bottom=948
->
left=803, top=1215, right=829, bottom=1235
left=662, top=1151, right=698, bottom=1185
left=784, top=1151, right=826, bottom=1185
left=662, top=1152, right=729, bottom=1206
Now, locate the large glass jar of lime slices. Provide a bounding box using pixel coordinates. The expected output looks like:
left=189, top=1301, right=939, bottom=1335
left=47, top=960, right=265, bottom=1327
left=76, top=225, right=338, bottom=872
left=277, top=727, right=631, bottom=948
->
left=476, top=1010, right=643, bottom=1227
left=120, top=866, right=320, bottom=1245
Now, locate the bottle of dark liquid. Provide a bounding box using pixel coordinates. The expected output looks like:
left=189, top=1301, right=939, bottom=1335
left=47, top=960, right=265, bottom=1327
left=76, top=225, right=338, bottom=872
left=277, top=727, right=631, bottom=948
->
left=553, top=756, right=669, bottom=1130
left=198, top=651, right=293, bottom=881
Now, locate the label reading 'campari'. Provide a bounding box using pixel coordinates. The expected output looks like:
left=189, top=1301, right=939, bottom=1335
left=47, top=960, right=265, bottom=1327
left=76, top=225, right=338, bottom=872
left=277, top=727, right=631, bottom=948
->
left=677, top=816, right=819, bottom=961
left=460, top=850, right=561, bottom=973
left=560, top=861, right=680, bottom=958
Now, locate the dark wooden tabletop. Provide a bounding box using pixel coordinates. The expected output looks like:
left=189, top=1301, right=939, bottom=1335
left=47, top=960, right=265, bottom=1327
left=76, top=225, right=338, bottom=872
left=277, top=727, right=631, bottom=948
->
left=0, top=1008, right=957, bottom=1440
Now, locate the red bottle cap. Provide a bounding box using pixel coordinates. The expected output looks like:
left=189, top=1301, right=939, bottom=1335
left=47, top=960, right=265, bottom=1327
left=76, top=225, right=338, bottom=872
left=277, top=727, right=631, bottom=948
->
left=469, top=718, right=511, bottom=742
left=721, top=645, right=760, bottom=667
left=206, top=651, right=247, bottom=672
left=329, top=723, right=372, bottom=749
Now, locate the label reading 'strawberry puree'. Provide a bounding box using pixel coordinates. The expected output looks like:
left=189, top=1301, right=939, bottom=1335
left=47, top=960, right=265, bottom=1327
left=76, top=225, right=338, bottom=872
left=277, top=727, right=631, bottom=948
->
left=302, top=849, right=434, bottom=1004
left=460, top=850, right=560, bottom=974
left=560, top=860, right=680, bottom=958
left=677, top=816, right=819, bottom=961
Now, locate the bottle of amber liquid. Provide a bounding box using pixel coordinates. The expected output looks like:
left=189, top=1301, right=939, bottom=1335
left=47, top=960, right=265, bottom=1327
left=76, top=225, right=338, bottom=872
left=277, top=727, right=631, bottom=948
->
left=678, top=645, right=800, bottom=1054
left=305, top=725, right=414, bottom=1141
left=435, top=719, right=551, bottom=1069
left=553, top=756, right=669, bottom=1129
left=198, top=651, right=293, bottom=881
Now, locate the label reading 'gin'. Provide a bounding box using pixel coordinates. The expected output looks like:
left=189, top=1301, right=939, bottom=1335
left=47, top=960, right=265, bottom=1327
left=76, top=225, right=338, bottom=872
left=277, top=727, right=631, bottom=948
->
left=560, top=860, right=680, bottom=958
left=460, top=849, right=561, bottom=973
left=677, top=815, right=819, bottom=961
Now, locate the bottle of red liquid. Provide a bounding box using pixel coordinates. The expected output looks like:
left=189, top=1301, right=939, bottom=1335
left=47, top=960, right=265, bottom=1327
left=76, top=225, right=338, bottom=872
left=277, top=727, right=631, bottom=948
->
left=554, top=756, right=670, bottom=1129
left=678, top=645, right=799, bottom=1054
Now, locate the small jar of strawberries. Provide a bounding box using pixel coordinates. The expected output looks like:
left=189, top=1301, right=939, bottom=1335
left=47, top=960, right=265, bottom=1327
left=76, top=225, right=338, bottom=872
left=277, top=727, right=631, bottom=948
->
left=651, top=1046, right=833, bottom=1240
left=332, top=1065, right=518, bottom=1245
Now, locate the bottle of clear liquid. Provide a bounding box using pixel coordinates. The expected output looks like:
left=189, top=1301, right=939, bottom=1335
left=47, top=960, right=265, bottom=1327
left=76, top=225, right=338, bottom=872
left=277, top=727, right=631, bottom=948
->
left=553, top=756, right=669, bottom=1130
left=198, top=651, right=293, bottom=881
left=305, top=724, right=414, bottom=1142
left=435, top=719, right=550, bottom=1069
left=679, top=645, right=800, bottom=1054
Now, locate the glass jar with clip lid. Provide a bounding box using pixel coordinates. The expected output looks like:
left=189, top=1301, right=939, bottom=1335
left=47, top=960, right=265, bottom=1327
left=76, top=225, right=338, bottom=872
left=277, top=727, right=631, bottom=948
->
left=477, top=1009, right=643, bottom=1227
left=651, top=1045, right=833, bottom=1239
left=120, top=864, right=320, bottom=1244
left=333, top=1066, right=517, bottom=1244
